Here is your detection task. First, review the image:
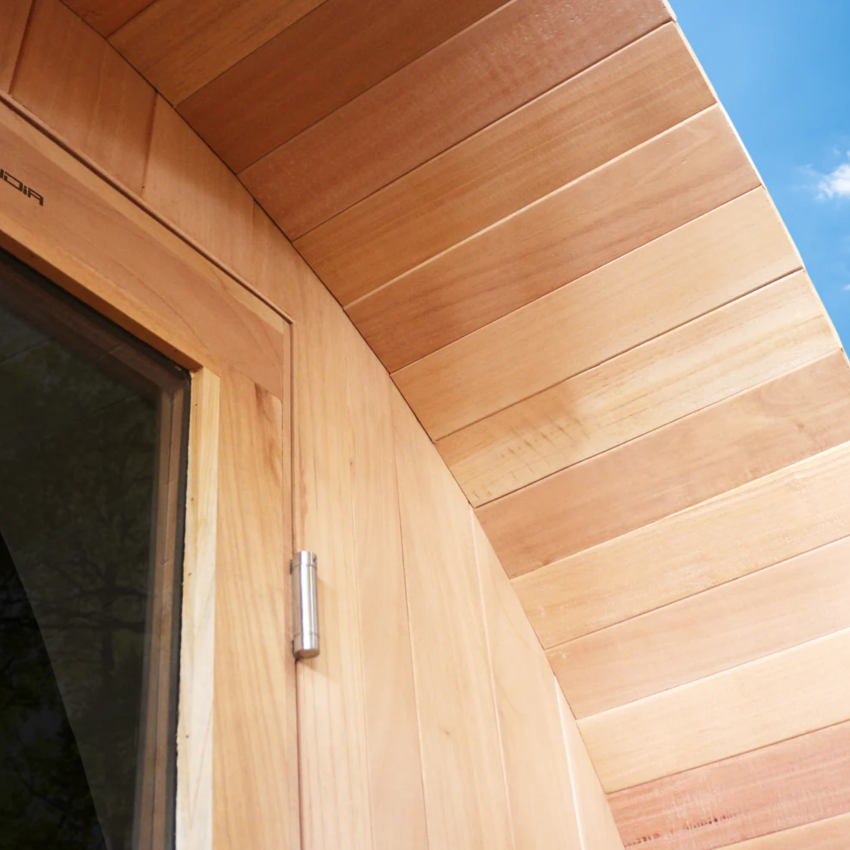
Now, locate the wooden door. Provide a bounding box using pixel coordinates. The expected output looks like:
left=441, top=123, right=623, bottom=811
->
left=0, top=98, right=298, bottom=850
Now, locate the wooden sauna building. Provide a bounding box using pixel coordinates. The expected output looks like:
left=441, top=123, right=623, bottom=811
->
left=0, top=1, right=847, bottom=848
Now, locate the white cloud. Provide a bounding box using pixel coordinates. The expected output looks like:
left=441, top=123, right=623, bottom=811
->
left=818, top=156, right=850, bottom=199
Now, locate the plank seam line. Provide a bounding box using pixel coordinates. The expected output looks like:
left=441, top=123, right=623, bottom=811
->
left=511, top=426, right=850, bottom=601
left=341, top=103, right=721, bottom=312
left=471, top=507, right=519, bottom=850
left=605, top=717, right=850, bottom=798
left=473, top=320, right=833, bottom=511
left=543, top=519, right=850, bottom=653
left=290, top=19, right=679, bottom=242
left=0, top=89, right=296, bottom=325
left=389, top=399, right=433, bottom=850
left=567, top=615, right=850, bottom=724
left=7, top=0, right=37, bottom=95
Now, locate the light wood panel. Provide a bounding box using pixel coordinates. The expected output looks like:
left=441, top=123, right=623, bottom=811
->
left=580, top=628, right=850, bottom=792
left=241, top=0, right=672, bottom=238
left=177, top=369, right=219, bottom=850
left=479, top=352, right=850, bottom=571
left=723, top=814, right=850, bottom=850
left=345, top=327, right=429, bottom=850
left=110, top=0, right=325, bottom=105
left=396, top=189, right=799, bottom=441
left=12, top=0, right=156, bottom=194
left=552, top=533, right=850, bottom=719
left=392, top=390, right=513, bottom=850
left=62, top=0, right=154, bottom=37
left=179, top=0, right=509, bottom=172
left=295, top=25, right=714, bottom=296
left=214, top=366, right=295, bottom=850
left=0, top=0, right=30, bottom=92
left=348, top=106, right=758, bottom=372
left=0, top=99, right=285, bottom=396
left=473, top=520, right=581, bottom=850
left=556, top=687, right=624, bottom=850
left=467, top=271, right=837, bottom=541
left=514, top=440, right=850, bottom=648
left=610, top=722, right=850, bottom=850
left=144, top=95, right=254, bottom=280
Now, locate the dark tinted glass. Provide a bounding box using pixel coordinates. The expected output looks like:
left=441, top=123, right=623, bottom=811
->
left=0, top=249, right=188, bottom=850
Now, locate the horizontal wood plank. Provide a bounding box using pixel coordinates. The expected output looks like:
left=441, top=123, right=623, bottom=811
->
left=396, top=189, right=799, bottom=441
left=579, top=628, right=850, bottom=792
left=143, top=95, right=255, bottom=280
left=721, top=814, right=850, bottom=850
left=513, top=440, right=850, bottom=647
left=473, top=521, right=582, bottom=849
left=0, top=0, right=31, bottom=92
left=179, top=0, right=509, bottom=172
left=552, top=532, right=850, bottom=718
left=62, top=0, right=153, bottom=37
left=12, top=0, right=156, bottom=194
left=295, top=25, right=714, bottom=296
left=610, top=722, right=850, bottom=850
left=110, top=0, right=326, bottom=104
left=462, top=271, right=837, bottom=535
left=241, top=0, right=672, bottom=238
left=348, top=106, right=759, bottom=371
left=478, top=351, right=850, bottom=572
left=0, top=100, right=285, bottom=396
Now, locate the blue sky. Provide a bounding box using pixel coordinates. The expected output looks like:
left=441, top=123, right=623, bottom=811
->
left=673, top=0, right=850, bottom=346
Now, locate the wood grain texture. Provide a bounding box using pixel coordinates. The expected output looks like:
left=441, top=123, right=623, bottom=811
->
left=552, top=532, right=850, bottom=719
left=721, top=814, right=850, bottom=850
left=610, top=722, right=850, bottom=850
left=242, top=0, right=672, bottom=238
left=392, top=390, right=513, bottom=850
left=579, top=627, right=850, bottom=792
left=295, top=25, right=714, bottom=295
left=348, top=106, right=758, bottom=372
left=12, top=0, right=156, bottom=194
left=179, top=0, right=508, bottom=172
left=346, top=328, right=429, bottom=850
left=478, top=352, right=850, bottom=573
left=473, top=520, right=581, bottom=850
left=177, top=369, right=219, bottom=850
left=557, top=686, right=625, bottom=850
left=144, top=95, right=254, bottom=280
left=0, top=100, right=285, bottom=396
left=0, top=0, right=30, bottom=92
left=395, top=189, right=799, bottom=441
left=214, top=367, right=294, bottom=849
left=62, top=0, right=154, bottom=37
left=513, top=439, right=850, bottom=648
left=110, top=0, right=325, bottom=105
left=456, top=271, right=836, bottom=524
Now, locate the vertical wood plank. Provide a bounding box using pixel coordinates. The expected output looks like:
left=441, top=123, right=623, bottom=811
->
left=144, top=95, right=254, bottom=280
left=392, top=389, right=513, bottom=850
left=556, top=686, right=624, bottom=850
left=11, top=0, right=156, bottom=194
left=214, top=365, right=294, bottom=850
left=177, top=369, right=219, bottom=850
left=473, top=519, right=581, bottom=849
left=345, top=329, right=429, bottom=850
left=0, top=0, right=30, bottom=92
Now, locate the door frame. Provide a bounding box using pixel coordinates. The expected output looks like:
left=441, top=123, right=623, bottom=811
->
left=0, top=97, right=298, bottom=850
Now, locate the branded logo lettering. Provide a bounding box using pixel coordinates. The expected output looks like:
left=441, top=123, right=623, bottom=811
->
left=0, top=168, right=44, bottom=206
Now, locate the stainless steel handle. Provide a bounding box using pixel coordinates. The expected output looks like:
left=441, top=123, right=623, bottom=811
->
left=291, top=551, right=319, bottom=659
